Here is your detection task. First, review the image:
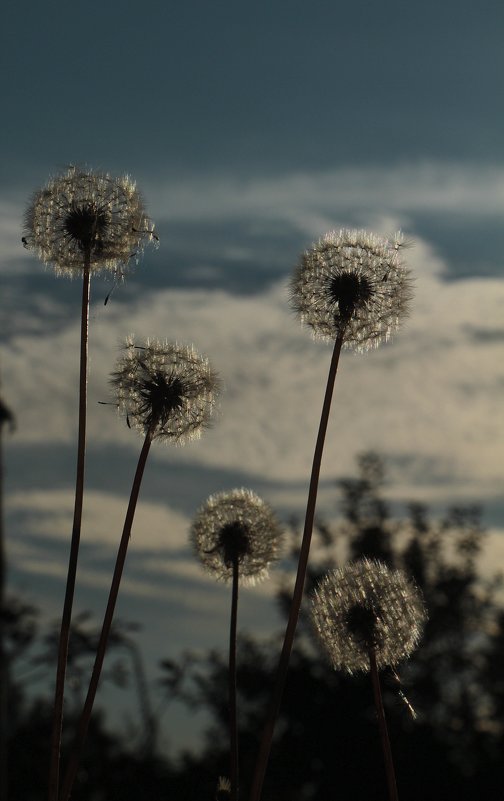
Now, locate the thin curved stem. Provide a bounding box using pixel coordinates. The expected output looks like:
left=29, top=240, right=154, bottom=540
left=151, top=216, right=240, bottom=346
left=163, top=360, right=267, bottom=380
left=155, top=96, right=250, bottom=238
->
left=229, top=559, right=240, bottom=801
left=60, top=429, right=153, bottom=801
left=48, top=258, right=91, bottom=801
left=249, top=334, right=344, bottom=801
left=369, top=649, right=399, bottom=801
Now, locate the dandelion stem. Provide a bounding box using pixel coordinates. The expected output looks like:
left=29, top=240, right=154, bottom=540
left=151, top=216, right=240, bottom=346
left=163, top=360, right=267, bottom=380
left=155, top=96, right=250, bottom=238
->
left=60, top=428, right=154, bottom=801
left=229, top=559, right=240, bottom=801
left=249, top=334, right=344, bottom=801
left=0, top=395, right=15, bottom=801
left=48, top=256, right=91, bottom=801
left=369, top=647, right=399, bottom=801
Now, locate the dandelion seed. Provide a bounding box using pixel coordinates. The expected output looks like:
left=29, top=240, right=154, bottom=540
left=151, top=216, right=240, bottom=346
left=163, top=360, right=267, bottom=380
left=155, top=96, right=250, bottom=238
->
left=290, top=229, right=413, bottom=350
left=311, top=558, right=426, bottom=674
left=24, top=165, right=156, bottom=276
left=191, top=489, right=284, bottom=585
left=111, top=338, right=220, bottom=444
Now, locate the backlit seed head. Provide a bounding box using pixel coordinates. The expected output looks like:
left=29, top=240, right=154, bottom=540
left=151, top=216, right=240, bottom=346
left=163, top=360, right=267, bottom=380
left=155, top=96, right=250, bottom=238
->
left=215, top=777, right=232, bottom=800
left=311, top=558, right=426, bottom=674
left=290, top=229, right=413, bottom=351
left=191, top=489, right=284, bottom=585
left=24, top=166, right=156, bottom=276
left=111, top=338, right=220, bottom=444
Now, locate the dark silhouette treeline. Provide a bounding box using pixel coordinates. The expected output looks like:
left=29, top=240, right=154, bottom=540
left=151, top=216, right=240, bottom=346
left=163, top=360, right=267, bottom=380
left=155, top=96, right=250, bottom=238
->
left=4, top=455, right=504, bottom=800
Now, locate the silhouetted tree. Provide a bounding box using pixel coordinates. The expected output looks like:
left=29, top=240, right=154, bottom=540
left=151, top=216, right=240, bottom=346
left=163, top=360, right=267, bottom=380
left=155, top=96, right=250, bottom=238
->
left=5, top=605, right=163, bottom=801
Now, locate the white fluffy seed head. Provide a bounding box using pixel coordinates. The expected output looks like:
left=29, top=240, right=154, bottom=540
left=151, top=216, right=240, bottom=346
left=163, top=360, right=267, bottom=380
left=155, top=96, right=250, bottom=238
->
left=290, top=229, right=413, bottom=351
left=24, top=166, right=156, bottom=276
left=190, top=489, right=284, bottom=585
left=311, top=558, right=426, bottom=674
left=110, top=337, right=220, bottom=444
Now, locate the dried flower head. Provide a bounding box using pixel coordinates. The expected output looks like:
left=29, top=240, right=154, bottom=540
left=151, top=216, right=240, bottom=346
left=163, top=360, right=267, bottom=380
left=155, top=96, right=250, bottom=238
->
left=290, top=229, right=413, bottom=351
left=191, top=489, right=284, bottom=585
left=215, top=777, right=232, bottom=800
left=311, top=558, right=426, bottom=674
left=111, top=338, right=220, bottom=444
left=24, top=165, right=156, bottom=276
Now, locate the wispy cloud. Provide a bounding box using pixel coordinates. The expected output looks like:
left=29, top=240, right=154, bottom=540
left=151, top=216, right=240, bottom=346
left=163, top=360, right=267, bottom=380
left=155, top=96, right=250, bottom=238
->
left=3, top=160, right=504, bottom=277
left=147, top=161, right=504, bottom=230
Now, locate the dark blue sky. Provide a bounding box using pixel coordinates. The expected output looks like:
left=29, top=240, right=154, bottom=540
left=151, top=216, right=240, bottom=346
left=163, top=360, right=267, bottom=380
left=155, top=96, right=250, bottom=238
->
left=3, top=0, right=503, bottom=188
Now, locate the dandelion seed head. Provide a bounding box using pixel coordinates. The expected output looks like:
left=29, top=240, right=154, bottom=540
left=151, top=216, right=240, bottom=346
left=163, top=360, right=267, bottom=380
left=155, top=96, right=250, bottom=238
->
left=24, top=166, right=156, bottom=276
left=311, top=558, right=426, bottom=674
left=290, top=229, right=413, bottom=351
left=215, top=777, right=232, bottom=800
left=191, top=489, right=284, bottom=585
left=111, top=338, right=220, bottom=444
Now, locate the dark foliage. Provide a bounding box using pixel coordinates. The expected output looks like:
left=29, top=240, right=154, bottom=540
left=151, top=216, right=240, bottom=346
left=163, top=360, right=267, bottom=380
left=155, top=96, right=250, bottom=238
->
left=3, top=604, right=163, bottom=801
left=4, top=454, right=504, bottom=800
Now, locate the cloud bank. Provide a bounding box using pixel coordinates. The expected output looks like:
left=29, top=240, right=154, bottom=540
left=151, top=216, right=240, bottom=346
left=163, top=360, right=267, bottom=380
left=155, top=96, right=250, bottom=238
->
left=3, top=162, right=503, bottom=751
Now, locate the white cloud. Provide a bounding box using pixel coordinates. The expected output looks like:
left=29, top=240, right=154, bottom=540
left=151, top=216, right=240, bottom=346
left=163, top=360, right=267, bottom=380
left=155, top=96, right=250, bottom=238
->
left=5, top=487, right=287, bottom=675
left=2, top=168, right=503, bottom=663
left=6, top=489, right=283, bottom=605
left=3, top=160, right=504, bottom=277
left=4, top=236, right=503, bottom=760
left=3, top=234, right=503, bottom=513
left=146, top=161, right=504, bottom=232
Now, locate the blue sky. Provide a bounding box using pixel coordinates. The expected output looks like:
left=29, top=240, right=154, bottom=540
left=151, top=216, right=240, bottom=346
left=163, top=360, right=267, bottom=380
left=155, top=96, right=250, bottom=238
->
left=3, top=0, right=504, bottom=287
left=2, top=0, right=504, bottom=753
left=3, top=0, right=503, bottom=181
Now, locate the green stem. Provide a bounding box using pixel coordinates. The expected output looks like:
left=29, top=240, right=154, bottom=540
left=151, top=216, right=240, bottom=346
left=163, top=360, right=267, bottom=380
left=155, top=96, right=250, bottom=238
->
left=48, top=257, right=91, bottom=801
left=60, top=429, right=153, bottom=801
left=229, top=559, right=240, bottom=801
left=369, top=648, right=399, bottom=801
left=249, top=334, right=344, bottom=801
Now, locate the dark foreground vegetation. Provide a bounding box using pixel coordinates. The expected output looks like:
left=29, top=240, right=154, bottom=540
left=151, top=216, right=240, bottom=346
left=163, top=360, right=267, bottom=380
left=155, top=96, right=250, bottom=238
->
left=5, top=455, right=504, bottom=800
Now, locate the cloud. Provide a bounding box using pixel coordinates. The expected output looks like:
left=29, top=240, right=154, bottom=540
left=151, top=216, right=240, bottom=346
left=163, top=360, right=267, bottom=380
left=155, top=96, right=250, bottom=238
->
left=3, top=234, right=503, bottom=509
left=2, top=171, right=503, bottom=700
left=6, top=486, right=286, bottom=669
left=146, top=161, right=504, bottom=230
left=4, top=227, right=503, bottom=754
left=6, top=489, right=283, bottom=604
left=3, top=160, right=504, bottom=277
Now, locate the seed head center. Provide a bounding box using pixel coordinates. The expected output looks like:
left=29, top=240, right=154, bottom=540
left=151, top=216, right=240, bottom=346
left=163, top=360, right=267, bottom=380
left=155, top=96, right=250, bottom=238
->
left=328, top=272, right=373, bottom=321
left=345, top=603, right=381, bottom=649
left=64, top=202, right=109, bottom=253
left=141, top=373, right=185, bottom=427
left=218, top=521, right=251, bottom=567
